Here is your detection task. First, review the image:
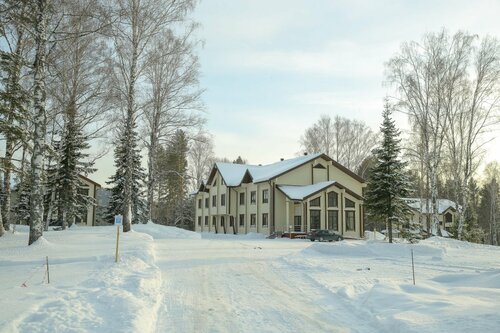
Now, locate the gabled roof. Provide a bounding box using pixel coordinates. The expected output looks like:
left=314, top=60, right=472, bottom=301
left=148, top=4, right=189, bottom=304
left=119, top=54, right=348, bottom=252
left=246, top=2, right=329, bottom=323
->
left=204, top=153, right=365, bottom=191
left=278, top=181, right=336, bottom=200
left=404, top=198, right=460, bottom=214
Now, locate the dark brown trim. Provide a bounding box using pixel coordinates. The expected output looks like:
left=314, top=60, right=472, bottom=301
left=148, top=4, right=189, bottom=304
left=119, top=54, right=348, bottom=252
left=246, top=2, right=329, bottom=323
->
left=276, top=182, right=337, bottom=201
left=254, top=153, right=365, bottom=184
left=78, top=174, right=101, bottom=188
left=332, top=182, right=364, bottom=201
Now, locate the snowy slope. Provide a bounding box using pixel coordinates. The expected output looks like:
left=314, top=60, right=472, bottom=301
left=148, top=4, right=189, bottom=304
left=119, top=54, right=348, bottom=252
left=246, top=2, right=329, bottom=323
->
left=1, top=225, right=500, bottom=333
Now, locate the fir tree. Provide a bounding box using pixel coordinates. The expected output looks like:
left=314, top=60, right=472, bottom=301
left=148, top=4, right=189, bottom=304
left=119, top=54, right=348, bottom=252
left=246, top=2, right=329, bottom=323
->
left=365, top=101, right=411, bottom=243
left=106, top=124, right=147, bottom=226
left=56, top=108, right=95, bottom=229
left=164, top=130, right=189, bottom=226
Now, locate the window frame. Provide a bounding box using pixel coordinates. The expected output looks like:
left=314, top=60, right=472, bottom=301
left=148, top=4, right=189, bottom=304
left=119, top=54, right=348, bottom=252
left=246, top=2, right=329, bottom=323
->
left=239, top=214, right=245, bottom=226
left=250, top=191, right=256, bottom=204
left=346, top=211, right=355, bottom=231
left=239, top=192, right=245, bottom=205
left=262, top=213, right=268, bottom=227
left=310, top=197, right=320, bottom=207
left=250, top=213, right=256, bottom=226
left=262, top=189, right=269, bottom=204
left=221, top=194, right=226, bottom=207
left=327, top=191, right=338, bottom=208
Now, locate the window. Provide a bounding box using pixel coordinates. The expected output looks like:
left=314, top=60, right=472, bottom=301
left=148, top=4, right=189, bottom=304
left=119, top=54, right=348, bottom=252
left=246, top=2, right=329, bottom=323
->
left=310, top=197, right=320, bottom=207
left=221, top=194, right=226, bottom=206
left=346, top=211, right=355, bottom=231
left=221, top=216, right=225, bottom=227
left=262, top=189, right=269, bottom=203
left=262, top=213, right=268, bottom=227
left=250, top=214, right=256, bottom=226
left=204, top=216, right=208, bottom=226
left=445, top=212, right=453, bottom=224
left=239, top=192, right=245, bottom=205
left=294, top=216, right=302, bottom=232
left=328, top=192, right=338, bottom=207
left=212, top=195, right=216, bottom=207
left=345, top=198, right=355, bottom=208
left=212, top=216, right=216, bottom=226
left=239, top=214, right=245, bottom=226
left=198, top=199, right=202, bottom=209
left=197, top=216, right=201, bottom=226
left=250, top=191, right=256, bottom=204
left=310, top=210, right=320, bottom=229
left=205, top=198, right=209, bottom=208
left=328, top=210, right=338, bottom=231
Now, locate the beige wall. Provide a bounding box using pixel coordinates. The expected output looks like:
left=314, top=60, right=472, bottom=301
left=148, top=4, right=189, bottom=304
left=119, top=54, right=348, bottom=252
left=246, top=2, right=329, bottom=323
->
left=195, top=156, right=365, bottom=238
left=78, top=177, right=99, bottom=226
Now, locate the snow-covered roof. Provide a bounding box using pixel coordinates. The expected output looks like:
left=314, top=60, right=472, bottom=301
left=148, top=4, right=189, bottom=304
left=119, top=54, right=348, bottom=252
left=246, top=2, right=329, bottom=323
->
left=278, top=181, right=336, bottom=200
left=404, top=198, right=460, bottom=214
left=214, top=163, right=249, bottom=187
left=214, top=153, right=323, bottom=187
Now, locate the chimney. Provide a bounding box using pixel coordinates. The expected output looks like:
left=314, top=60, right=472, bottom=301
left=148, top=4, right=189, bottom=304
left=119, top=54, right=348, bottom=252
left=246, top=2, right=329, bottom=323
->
left=280, top=158, right=284, bottom=161
left=304, top=152, right=308, bottom=156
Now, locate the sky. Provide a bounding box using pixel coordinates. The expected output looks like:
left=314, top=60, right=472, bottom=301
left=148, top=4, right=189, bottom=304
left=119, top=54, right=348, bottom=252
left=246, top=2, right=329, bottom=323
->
left=93, top=0, right=500, bottom=185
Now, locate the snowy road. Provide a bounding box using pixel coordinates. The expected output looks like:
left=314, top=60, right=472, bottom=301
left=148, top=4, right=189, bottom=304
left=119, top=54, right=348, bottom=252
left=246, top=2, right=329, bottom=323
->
left=153, top=239, right=374, bottom=333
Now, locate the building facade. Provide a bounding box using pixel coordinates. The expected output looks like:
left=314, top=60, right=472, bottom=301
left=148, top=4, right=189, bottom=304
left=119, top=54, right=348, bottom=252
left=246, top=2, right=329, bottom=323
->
left=194, top=153, right=366, bottom=238
left=404, top=198, right=459, bottom=233
left=76, top=175, right=101, bottom=226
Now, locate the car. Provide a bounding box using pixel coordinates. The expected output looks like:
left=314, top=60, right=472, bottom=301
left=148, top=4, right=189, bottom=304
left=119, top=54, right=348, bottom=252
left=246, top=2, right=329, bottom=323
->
left=307, top=230, right=343, bottom=242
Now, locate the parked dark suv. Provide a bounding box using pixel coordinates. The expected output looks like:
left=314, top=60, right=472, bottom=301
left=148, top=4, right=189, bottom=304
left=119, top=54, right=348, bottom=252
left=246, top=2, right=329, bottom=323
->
left=307, top=230, right=343, bottom=242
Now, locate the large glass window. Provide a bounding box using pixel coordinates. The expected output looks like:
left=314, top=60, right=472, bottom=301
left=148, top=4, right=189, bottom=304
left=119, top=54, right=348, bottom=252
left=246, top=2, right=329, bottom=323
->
left=345, top=198, right=355, bottom=208
left=198, top=199, right=202, bottom=209
left=250, top=214, right=256, bottom=226
left=239, top=192, right=245, bottom=205
left=328, top=192, right=338, bottom=207
left=328, top=210, right=338, bottom=230
left=310, top=210, right=321, bottom=229
left=221, top=194, right=226, bottom=206
left=310, top=197, right=320, bottom=207
left=250, top=191, right=256, bottom=204
left=346, top=211, right=355, bottom=231
left=212, top=195, right=216, bottom=207
left=262, top=189, right=269, bottom=203
left=262, top=213, right=268, bottom=227
left=205, top=198, right=209, bottom=208
left=294, top=216, right=302, bottom=232
left=239, top=214, right=245, bottom=226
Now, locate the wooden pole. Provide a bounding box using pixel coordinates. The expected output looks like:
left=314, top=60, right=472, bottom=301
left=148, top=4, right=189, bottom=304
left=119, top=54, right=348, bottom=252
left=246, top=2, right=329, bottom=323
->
left=115, top=225, right=120, bottom=263
left=46, top=256, right=50, bottom=284
left=411, top=249, right=415, bottom=285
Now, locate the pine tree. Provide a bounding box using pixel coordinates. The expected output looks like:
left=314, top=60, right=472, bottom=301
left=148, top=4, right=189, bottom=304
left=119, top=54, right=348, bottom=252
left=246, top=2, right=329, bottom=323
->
left=106, top=124, right=147, bottom=226
left=164, top=130, right=189, bottom=226
left=365, top=101, right=412, bottom=243
left=56, top=110, right=95, bottom=229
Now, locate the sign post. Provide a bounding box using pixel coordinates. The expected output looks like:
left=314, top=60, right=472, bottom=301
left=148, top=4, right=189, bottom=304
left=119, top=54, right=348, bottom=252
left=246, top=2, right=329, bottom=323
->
left=114, top=214, right=123, bottom=263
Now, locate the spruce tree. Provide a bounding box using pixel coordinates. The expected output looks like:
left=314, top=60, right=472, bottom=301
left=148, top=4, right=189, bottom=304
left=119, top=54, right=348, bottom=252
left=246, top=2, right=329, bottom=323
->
left=106, top=124, right=147, bottom=226
left=56, top=108, right=95, bottom=229
left=365, top=101, right=411, bottom=243
left=164, top=130, right=189, bottom=226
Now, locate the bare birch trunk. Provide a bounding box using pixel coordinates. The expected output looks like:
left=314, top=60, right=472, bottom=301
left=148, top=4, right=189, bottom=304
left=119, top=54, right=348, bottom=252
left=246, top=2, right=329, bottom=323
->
left=29, top=0, right=48, bottom=245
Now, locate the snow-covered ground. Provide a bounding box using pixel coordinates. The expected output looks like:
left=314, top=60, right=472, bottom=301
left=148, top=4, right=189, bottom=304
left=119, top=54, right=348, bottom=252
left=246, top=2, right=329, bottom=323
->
left=1, top=224, right=499, bottom=333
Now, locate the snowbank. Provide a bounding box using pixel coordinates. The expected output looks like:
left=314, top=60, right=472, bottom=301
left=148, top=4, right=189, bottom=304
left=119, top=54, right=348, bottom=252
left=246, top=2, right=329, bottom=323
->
left=133, top=222, right=201, bottom=240
left=302, top=240, right=444, bottom=259
left=0, top=225, right=163, bottom=333
left=201, top=232, right=267, bottom=240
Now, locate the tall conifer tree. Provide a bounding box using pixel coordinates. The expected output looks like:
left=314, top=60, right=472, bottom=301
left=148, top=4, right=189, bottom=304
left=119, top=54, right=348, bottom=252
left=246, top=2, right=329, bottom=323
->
left=365, top=101, right=411, bottom=243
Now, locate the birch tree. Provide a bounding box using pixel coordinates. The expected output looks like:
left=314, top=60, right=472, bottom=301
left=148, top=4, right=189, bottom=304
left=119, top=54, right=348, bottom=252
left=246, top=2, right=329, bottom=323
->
left=0, top=1, right=31, bottom=235
left=143, top=26, right=203, bottom=221
left=444, top=36, right=500, bottom=239
left=386, top=30, right=477, bottom=235
left=109, top=0, right=196, bottom=232
left=300, top=114, right=378, bottom=171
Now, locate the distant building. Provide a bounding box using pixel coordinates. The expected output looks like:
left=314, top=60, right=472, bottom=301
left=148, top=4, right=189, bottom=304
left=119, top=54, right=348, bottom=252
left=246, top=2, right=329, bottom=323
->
left=404, top=198, right=459, bottom=236
left=77, top=175, right=102, bottom=226
left=193, top=153, right=366, bottom=238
